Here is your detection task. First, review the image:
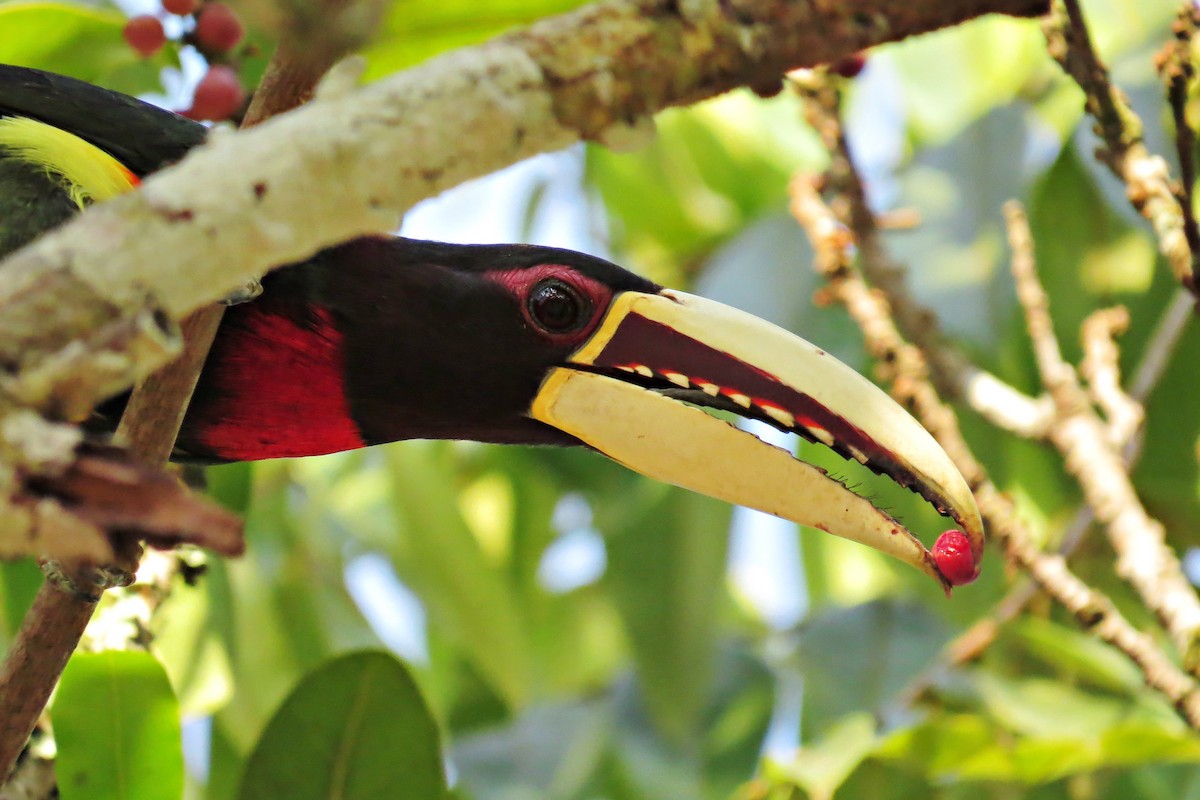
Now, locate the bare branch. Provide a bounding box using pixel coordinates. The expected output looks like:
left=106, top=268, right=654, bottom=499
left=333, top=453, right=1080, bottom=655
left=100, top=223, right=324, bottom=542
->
left=1045, top=0, right=1200, bottom=296
left=1005, top=201, right=1200, bottom=672
left=792, top=79, right=1200, bottom=727
left=790, top=166, right=1200, bottom=727
left=1157, top=2, right=1200, bottom=285
left=1080, top=306, right=1143, bottom=447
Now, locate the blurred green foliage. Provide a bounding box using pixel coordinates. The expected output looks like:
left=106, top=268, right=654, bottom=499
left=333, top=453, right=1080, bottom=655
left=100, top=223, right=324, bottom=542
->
left=1, top=0, right=1198, bottom=798
left=55, top=651, right=185, bottom=800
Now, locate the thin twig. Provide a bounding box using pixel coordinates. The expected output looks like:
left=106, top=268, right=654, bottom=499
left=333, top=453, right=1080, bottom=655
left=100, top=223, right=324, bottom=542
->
left=1005, top=202, right=1200, bottom=672
left=0, top=37, right=345, bottom=784
left=1005, top=203, right=1076, bottom=393
left=1080, top=306, right=1142, bottom=447
left=789, top=72, right=1056, bottom=441
left=1157, top=2, right=1200, bottom=289
left=1046, top=0, right=1199, bottom=296
left=791, top=78, right=1200, bottom=727
left=790, top=169, right=1200, bottom=727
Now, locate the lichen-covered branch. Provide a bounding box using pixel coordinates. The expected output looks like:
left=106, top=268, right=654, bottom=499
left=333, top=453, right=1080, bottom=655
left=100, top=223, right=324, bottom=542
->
left=1080, top=307, right=1142, bottom=448
left=0, top=0, right=1050, bottom=431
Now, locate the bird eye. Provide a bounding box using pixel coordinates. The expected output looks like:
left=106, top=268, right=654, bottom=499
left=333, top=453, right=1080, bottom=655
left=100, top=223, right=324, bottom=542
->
left=527, top=278, right=589, bottom=334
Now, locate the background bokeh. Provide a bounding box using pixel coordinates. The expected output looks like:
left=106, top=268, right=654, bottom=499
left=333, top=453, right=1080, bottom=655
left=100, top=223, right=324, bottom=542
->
left=1, top=0, right=1196, bottom=797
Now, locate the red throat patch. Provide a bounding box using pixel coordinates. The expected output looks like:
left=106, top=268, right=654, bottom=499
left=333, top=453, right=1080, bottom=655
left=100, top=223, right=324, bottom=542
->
left=187, top=305, right=366, bottom=460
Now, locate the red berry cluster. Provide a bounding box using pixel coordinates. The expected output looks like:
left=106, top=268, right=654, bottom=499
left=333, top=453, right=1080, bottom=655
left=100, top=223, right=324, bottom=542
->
left=829, top=52, right=868, bottom=79
left=121, top=1, right=247, bottom=122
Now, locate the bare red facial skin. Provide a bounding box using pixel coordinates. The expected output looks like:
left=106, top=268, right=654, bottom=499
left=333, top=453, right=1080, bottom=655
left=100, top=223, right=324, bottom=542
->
left=484, top=265, right=615, bottom=346
left=933, top=529, right=979, bottom=586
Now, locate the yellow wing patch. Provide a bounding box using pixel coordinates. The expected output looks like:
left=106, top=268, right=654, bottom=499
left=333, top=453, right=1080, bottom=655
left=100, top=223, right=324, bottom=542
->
left=0, top=115, right=139, bottom=208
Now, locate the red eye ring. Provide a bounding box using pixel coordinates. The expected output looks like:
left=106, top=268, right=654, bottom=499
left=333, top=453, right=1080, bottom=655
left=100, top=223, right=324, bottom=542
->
left=527, top=278, right=589, bottom=334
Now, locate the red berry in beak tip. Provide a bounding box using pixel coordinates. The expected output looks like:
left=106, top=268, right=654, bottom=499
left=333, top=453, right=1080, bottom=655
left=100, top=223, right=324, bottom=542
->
left=932, top=529, right=979, bottom=587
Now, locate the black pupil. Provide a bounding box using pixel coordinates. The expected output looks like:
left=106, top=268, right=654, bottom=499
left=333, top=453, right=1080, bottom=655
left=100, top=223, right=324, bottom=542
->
left=529, top=280, right=585, bottom=333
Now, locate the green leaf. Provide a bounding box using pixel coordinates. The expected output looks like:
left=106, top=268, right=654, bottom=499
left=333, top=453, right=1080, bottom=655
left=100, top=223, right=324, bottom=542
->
left=453, top=701, right=611, bottom=799
left=238, top=651, right=446, bottom=800
left=604, top=484, right=731, bottom=742
left=702, top=646, right=776, bottom=799
left=385, top=442, right=531, bottom=708
left=0, top=558, right=42, bottom=642
left=875, top=713, right=1002, bottom=778
left=789, top=600, right=951, bottom=736
left=1007, top=616, right=1144, bottom=694
left=0, top=1, right=168, bottom=94
left=1008, top=737, right=1101, bottom=784
left=361, top=0, right=589, bottom=79
left=973, top=672, right=1127, bottom=739
left=766, top=713, right=876, bottom=800
left=884, top=16, right=1051, bottom=145
left=588, top=94, right=819, bottom=286
left=151, top=573, right=235, bottom=717
left=206, top=461, right=255, bottom=516
left=54, top=650, right=183, bottom=800
left=1099, top=720, right=1200, bottom=768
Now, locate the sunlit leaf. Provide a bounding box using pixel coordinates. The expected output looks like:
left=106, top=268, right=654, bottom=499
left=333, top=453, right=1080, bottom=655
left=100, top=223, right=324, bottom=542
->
left=883, top=16, right=1050, bottom=145
left=362, top=0, right=589, bottom=79
left=1099, top=721, right=1200, bottom=767
left=0, top=1, right=169, bottom=93
left=55, top=651, right=183, bottom=800
left=152, top=573, right=235, bottom=716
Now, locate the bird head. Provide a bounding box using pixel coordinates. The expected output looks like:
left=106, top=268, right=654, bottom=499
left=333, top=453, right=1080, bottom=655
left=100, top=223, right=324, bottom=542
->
left=208, top=236, right=984, bottom=590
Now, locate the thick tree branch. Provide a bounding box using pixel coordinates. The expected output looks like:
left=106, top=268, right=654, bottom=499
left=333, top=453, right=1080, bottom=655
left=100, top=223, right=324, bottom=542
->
left=0, top=0, right=1049, bottom=428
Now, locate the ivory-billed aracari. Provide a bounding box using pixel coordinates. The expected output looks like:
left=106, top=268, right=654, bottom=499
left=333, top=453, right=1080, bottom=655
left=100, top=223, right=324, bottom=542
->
left=0, top=65, right=983, bottom=587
